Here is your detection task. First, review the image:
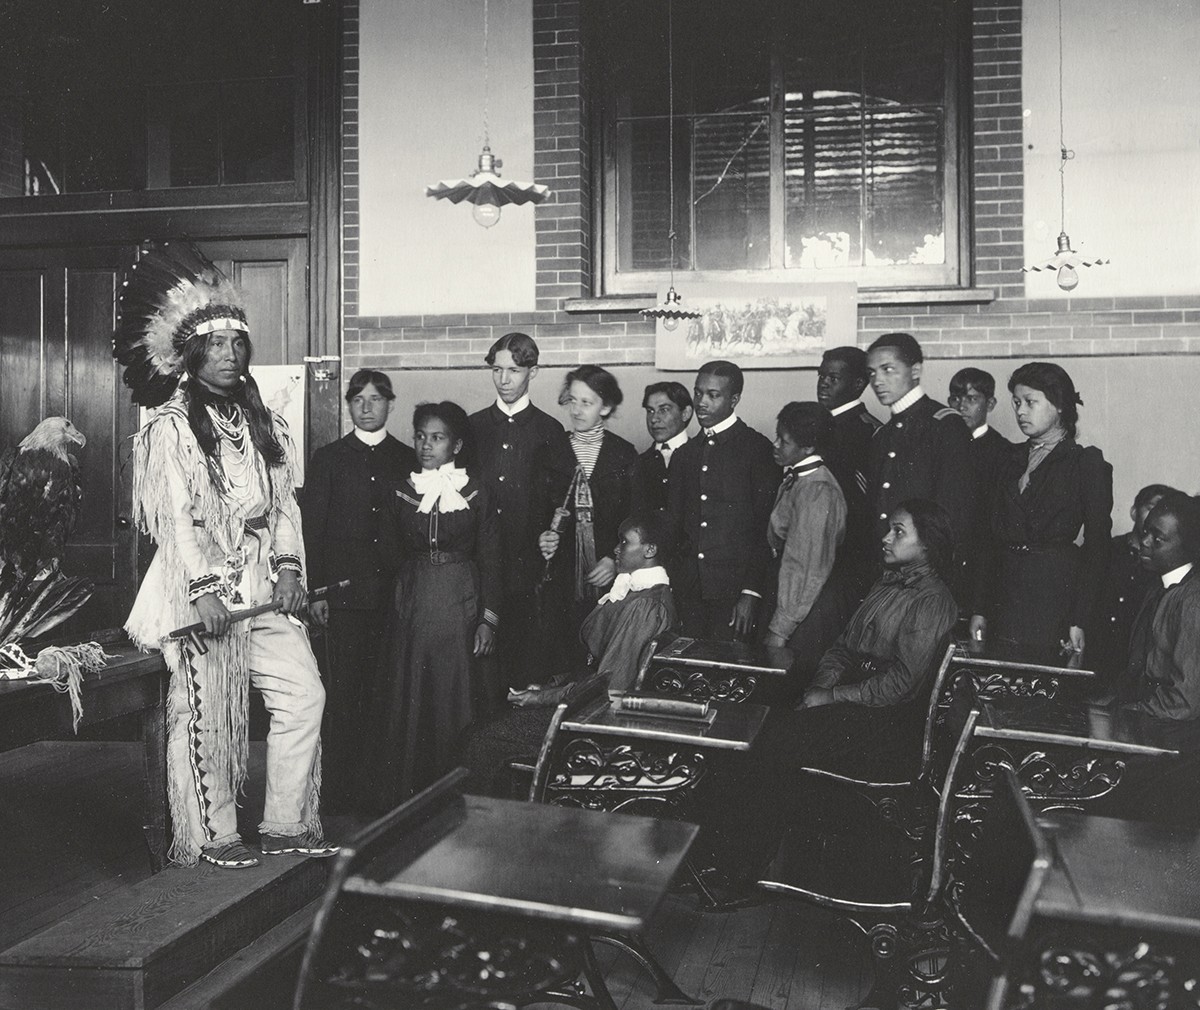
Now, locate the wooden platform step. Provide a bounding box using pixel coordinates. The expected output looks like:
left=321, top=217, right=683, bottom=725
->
left=0, top=852, right=329, bottom=1010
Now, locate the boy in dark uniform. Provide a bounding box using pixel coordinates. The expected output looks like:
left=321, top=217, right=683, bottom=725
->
left=1091, top=483, right=1176, bottom=692
left=303, top=369, right=415, bottom=813
left=630, top=381, right=693, bottom=513
left=947, top=367, right=1012, bottom=607
left=817, top=346, right=881, bottom=595
left=866, top=333, right=972, bottom=553
left=666, top=360, right=780, bottom=639
left=468, top=332, right=575, bottom=693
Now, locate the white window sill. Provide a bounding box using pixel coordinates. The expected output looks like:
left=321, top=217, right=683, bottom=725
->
left=565, top=288, right=996, bottom=313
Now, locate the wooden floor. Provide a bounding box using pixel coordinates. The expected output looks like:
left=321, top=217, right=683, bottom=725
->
left=0, top=740, right=872, bottom=1009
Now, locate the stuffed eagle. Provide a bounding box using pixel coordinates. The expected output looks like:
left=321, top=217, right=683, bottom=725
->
left=0, top=417, right=107, bottom=724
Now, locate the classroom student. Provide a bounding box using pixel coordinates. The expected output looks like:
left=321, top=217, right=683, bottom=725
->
left=468, top=332, right=575, bottom=693
left=630, top=381, right=693, bottom=514
left=359, top=401, right=500, bottom=813
left=697, top=499, right=960, bottom=882
left=761, top=402, right=853, bottom=695
left=458, top=511, right=677, bottom=797
left=666, top=360, right=780, bottom=640
left=301, top=369, right=415, bottom=815
left=865, top=333, right=972, bottom=554
left=816, top=346, right=880, bottom=595
left=946, top=366, right=1012, bottom=609
left=969, top=362, right=1112, bottom=656
left=1090, top=483, right=1177, bottom=692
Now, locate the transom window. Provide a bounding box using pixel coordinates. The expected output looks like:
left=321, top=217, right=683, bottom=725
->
left=596, top=0, right=969, bottom=292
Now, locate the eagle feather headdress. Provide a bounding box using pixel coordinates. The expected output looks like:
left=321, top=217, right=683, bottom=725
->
left=112, top=240, right=249, bottom=408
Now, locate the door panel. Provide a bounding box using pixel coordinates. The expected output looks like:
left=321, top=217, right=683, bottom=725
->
left=0, top=247, right=139, bottom=633
left=202, top=237, right=307, bottom=367
left=0, top=271, right=47, bottom=445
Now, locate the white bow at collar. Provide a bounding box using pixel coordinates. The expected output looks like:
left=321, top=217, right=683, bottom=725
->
left=599, top=565, right=670, bottom=605
left=410, top=462, right=470, bottom=514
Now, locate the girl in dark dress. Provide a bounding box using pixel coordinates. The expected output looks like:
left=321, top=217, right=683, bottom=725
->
left=537, top=366, right=638, bottom=662
left=969, top=362, right=1113, bottom=656
left=361, top=401, right=500, bottom=812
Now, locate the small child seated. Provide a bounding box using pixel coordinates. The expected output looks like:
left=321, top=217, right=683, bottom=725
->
left=457, top=512, right=677, bottom=795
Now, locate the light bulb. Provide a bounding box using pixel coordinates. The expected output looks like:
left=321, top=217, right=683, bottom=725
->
left=1056, top=263, right=1079, bottom=291
left=662, top=315, right=679, bottom=332
left=472, top=203, right=501, bottom=228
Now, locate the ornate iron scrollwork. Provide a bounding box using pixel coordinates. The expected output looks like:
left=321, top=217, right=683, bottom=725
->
left=944, top=665, right=1061, bottom=705
left=1006, top=940, right=1200, bottom=1010
left=313, top=898, right=586, bottom=1009
left=545, top=736, right=706, bottom=815
left=644, top=664, right=757, bottom=703
left=844, top=913, right=955, bottom=1010
left=960, top=743, right=1125, bottom=802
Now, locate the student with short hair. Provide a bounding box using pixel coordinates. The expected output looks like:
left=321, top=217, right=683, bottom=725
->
left=458, top=511, right=678, bottom=796
left=666, top=360, right=780, bottom=639
left=816, top=346, right=880, bottom=596
left=631, top=381, right=693, bottom=513
left=1091, top=483, right=1178, bottom=692
left=468, top=333, right=575, bottom=692
left=762, top=402, right=853, bottom=693
left=947, top=366, right=1013, bottom=608
left=1119, top=491, right=1200, bottom=719
left=866, top=334, right=972, bottom=553
left=301, top=369, right=416, bottom=814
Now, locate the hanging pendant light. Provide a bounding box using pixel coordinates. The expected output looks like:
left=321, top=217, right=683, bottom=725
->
left=425, top=0, right=549, bottom=226
left=642, top=0, right=701, bottom=330
left=1024, top=0, right=1108, bottom=290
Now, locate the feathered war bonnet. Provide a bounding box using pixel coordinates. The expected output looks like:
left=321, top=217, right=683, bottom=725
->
left=112, top=240, right=249, bottom=408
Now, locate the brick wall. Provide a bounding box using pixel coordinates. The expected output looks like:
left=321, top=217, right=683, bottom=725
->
left=342, top=0, right=1200, bottom=375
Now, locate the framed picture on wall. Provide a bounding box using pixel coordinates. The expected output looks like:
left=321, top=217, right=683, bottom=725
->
left=653, top=281, right=857, bottom=371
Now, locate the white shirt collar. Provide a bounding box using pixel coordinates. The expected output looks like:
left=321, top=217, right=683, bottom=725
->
left=598, top=565, right=671, bottom=605
left=702, top=412, right=739, bottom=437
left=829, top=399, right=861, bottom=417
left=496, top=393, right=530, bottom=417
left=788, top=454, right=822, bottom=472
left=658, top=430, right=690, bottom=451
left=1163, top=562, right=1194, bottom=588
left=971, top=423, right=990, bottom=440
left=354, top=427, right=388, bottom=446
left=891, top=385, right=926, bottom=416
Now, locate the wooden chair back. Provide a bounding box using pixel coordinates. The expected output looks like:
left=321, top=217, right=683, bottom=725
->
left=527, top=672, right=610, bottom=805
left=292, top=768, right=469, bottom=1010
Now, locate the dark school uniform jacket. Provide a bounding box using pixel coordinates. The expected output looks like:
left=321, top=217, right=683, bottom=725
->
left=469, top=402, right=575, bottom=598
left=868, top=394, right=972, bottom=542
left=301, top=431, right=416, bottom=610
left=666, top=417, right=781, bottom=602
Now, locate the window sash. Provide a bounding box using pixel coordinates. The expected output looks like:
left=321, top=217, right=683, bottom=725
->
left=599, top=1, right=968, bottom=293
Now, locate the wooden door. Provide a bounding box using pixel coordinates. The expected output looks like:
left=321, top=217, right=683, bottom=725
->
left=0, top=245, right=140, bottom=633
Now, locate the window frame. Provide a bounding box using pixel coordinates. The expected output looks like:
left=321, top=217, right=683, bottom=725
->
left=595, top=0, right=973, bottom=295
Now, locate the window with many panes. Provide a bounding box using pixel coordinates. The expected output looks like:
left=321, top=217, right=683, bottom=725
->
left=596, top=0, right=969, bottom=292
left=0, top=0, right=302, bottom=200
